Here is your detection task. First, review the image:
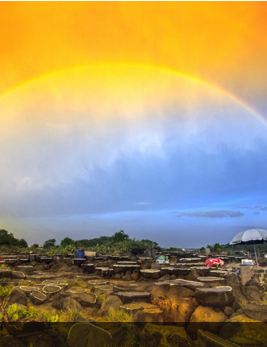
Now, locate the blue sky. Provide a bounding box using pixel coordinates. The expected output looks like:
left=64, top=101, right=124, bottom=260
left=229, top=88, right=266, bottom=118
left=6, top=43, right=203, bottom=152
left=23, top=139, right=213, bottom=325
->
left=1, top=67, right=267, bottom=247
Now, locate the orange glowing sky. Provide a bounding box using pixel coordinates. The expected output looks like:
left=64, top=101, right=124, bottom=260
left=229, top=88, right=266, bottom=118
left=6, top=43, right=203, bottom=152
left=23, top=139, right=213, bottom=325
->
left=1, top=2, right=267, bottom=114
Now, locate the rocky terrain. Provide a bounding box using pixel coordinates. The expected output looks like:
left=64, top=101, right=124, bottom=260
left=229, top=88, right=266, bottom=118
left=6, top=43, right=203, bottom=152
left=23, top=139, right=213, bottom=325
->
left=0, top=251, right=266, bottom=346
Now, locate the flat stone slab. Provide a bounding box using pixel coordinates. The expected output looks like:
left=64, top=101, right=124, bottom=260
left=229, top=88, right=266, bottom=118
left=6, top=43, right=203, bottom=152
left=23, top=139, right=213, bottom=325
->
left=160, top=267, right=190, bottom=276
left=113, top=264, right=140, bottom=273
left=209, top=270, right=228, bottom=277
left=88, top=280, right=108, bottom=286
left=140, top=269, right=160, bottom=279
left=117, top=261, right=137, bottom=264
left=39, top=257, right=53, bottom=263
left=197, top=277, right=226, bottom=287
left=116, top=291, right=151, bottom=304
left=113, top=283, right=140, bottom=292
left=78, top=292, right=98, bottom=307
left=195, top=286, right=234, bottom=307
left=81, top=264, right=95, bottom=273
left=178, top=258, right=202, bottom=263
left=154, top=279, right=205, bottom=291
left=17, top=266, right=33, bottom=272
left=5, top=259, right=18, bottom=264
left=42, top=285, right=62, bottom=297
left=10, top=271, right=26, bottom=280
left=0, top=269, right=11, bottom=278
left=19, top=286, right=39, bottom=296
left=18, top=258, right=30, bottom=263
left=120, top=302, right=160, bottom=315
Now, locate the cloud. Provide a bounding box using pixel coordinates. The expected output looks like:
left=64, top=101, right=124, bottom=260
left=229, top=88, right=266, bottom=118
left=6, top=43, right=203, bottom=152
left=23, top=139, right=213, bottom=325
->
left=135, top=202, right=151, bottom=205
left=254, top=211, right=260, bottom=215
left=177, top=210, right=244, bottom=218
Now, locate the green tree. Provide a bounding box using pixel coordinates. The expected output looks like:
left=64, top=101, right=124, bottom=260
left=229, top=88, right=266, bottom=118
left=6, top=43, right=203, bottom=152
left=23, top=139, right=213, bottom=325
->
left=0, top=229, right=20, bottom=246
left=110, top=230, right=129, bottom=243
left=213, top=243, right=222, bottom=254
left=18, top=238, right=28, bottom=248
left=43, top=239, right=56, bottom=249
left=60, top=237, right=74, bottom=247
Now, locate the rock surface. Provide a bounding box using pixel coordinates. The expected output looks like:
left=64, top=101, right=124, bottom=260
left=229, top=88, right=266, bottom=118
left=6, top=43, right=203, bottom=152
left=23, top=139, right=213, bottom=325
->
left=195, top=286, right=234, bottom=307
left=30, top=290, right=48, bottom=305
left=187, top=305, right=227, bottom=340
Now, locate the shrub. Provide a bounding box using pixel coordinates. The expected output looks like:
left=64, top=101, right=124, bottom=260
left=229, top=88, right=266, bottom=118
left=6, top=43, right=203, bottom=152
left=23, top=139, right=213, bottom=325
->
left=0, top=285, right=12, bottom=298
left=7, top=303, right=38, bottom=321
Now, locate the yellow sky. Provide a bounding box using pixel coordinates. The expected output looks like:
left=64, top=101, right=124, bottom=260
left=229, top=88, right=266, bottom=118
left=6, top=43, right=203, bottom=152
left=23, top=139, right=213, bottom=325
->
left=0, top=2, right=267, bottom=109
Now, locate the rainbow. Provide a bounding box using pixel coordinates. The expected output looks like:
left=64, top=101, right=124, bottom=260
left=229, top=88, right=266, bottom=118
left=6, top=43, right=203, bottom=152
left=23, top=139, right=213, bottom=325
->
left=0, top=63, right=266, bottom=125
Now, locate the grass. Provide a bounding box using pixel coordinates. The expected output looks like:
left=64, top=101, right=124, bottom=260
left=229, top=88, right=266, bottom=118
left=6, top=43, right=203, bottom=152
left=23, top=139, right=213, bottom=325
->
left=42, top=309, right=59, bottom=322
left=58, top=308, right=83, bottom=322
left=7, top=303, right=38, bottom=321
left=106, top=308, right=134, bottom=322
left=0, top=264, right=10, bottom=270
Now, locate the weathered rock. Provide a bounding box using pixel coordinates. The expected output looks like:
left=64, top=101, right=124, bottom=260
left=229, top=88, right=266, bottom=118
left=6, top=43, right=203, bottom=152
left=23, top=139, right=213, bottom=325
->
left=198, top=329, right=240, bottom=347
left=30, top=290, right=48, bottom=305
left=209, top=270, right=228, bottom=278
left=19, top=286, right=39, bottom=297
left=187, top=305, right=227, bottom=340
left=52, top=294, right=83, bottom=312
left=0, top=269, right=11, bottom=278
left=114, top=273, right=121, bottom=280
left=78, top=292, right=97, bottom=307
left=17, top=265, right=34, bottom=273
left=49, top=262, right=68, bottom=272
left=140, top=323, right=192, bottom=347
left=7, top=289, right=27, bottom=306
left=224, top=306, right=234, bottom=316
left=245, top=279, right=264, bottom=292
left=242, top=285, right=263, bottom=301
left=186, top=267, right=210, bottom=280
left=131, top=272, right=140, bottom=281
left=230, top=284, right=247, bottom=309
left=42, top=285, right=62, bottom=298
left=195, top=286, right=234, bottom=307
left=140, top=269, right=160, bottom=279
left=134, top=307, right=164, bottom=323
left=67, top=323, right=112, bottom=347
left=10, top=271, right=25, bottom=280
left=158, top=274, right=172, bottom=281
left=242, top=303, right=267, bottom=321
left=98, top=295, right=123, bottom=316
left=225, top=273, right=240, bottom=286
left=122, top=274, right=132, bottom=281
